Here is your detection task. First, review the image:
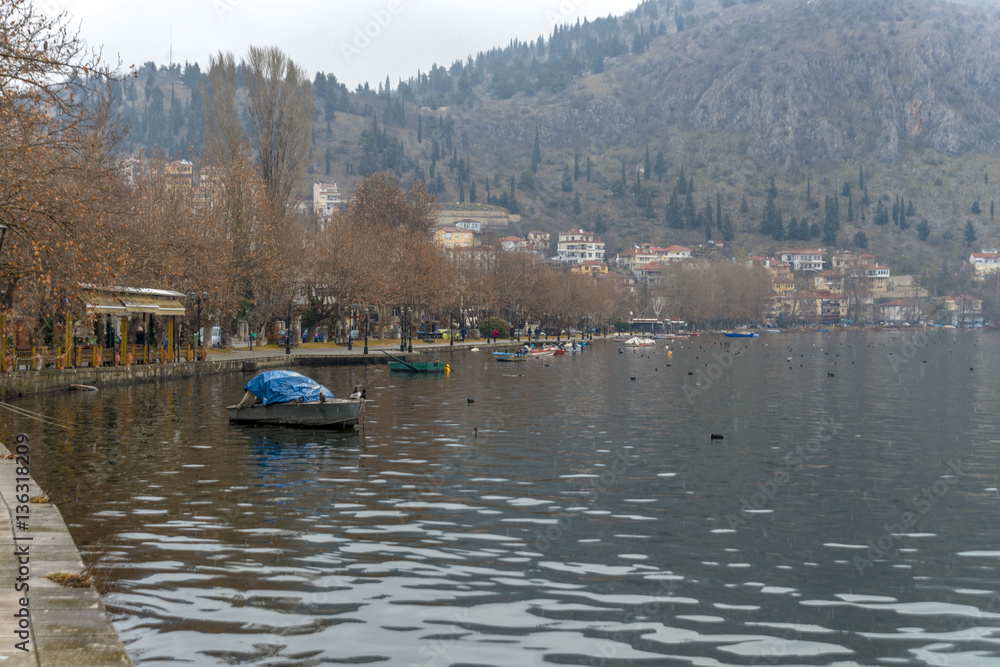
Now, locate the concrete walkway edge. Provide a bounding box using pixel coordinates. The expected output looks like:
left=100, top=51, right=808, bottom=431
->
left=0, top=437, right=131, bottom=666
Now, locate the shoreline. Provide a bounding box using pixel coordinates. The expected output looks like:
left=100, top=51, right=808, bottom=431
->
left=0, top=437, right=132, bottom=665
left=0, top=338, right=566, bottom=400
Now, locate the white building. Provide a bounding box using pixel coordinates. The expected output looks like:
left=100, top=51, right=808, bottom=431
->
left=454, top=219, right=482, bottom=233
left=779, top=249, right=825, bottom=272
left=312, top=182, right=342, bottom=216
left=557, top=228, right=605, bottom=264
left=970, top=249, right=1000, bottom=278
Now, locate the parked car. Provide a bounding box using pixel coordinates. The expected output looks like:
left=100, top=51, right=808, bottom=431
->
left=198, top=326, right=221, bottom=347
left=276, top=328, right=297, bottom=347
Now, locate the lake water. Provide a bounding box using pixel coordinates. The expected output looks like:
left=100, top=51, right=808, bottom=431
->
left=14, top=331, right=1000, bottom=665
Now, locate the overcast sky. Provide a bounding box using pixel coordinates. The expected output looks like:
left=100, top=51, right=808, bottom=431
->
left=53, top=0, right=643, bottom=88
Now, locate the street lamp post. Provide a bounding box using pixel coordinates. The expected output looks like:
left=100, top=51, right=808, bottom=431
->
left=363, top=308, right=369, bottom=355
left=407, top=308, right=413, bottom=353
left=399, top=305, right=406, bottom=352
left=347, top=306, right=353, bottom=351
left=285, top=299, right=292, bottom=356
left=188, top=291, right=206, bottom=356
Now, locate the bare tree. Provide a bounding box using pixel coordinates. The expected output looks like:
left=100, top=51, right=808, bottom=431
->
left=0, top=0, right=129, bottom=323
left=242, top=46, right=313, bottom=220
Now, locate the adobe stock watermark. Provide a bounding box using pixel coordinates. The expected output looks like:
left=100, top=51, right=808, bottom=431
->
left=724, top=418, right=840, bottom=529
left=853, top=458, right=966, bottom=576
left=888, top=329, right=931, bottom=374
left=408, top=608, right=475, bottom=667
left=532, top=445, right=636, bottom=553
left=585, top=577, right=687, bottom=667
left=682, top=339, right=753, bottom=405
left=544, top=0, right=591, bottom=27
left=213, top=0, right=244, bottom=20
left=341, top=1, right=403, bottom=65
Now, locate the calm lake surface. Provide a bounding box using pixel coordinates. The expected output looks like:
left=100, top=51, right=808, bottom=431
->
left=15, top=331, right=1000, bottom=665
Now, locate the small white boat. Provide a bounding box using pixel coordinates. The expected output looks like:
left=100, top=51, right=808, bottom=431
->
left=624, top=336, right=656, bottom=347
left=227, top=370, right=364, bottom=428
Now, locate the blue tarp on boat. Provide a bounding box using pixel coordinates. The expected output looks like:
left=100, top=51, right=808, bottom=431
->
left=244, top=370, right=335, bottom=406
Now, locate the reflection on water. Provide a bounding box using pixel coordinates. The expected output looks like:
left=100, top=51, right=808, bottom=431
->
left=14, top=332, right=1000, bottom=664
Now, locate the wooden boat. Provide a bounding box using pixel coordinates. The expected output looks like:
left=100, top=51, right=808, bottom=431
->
left=388, top=359, right=450, bottom=373
left=384, top=351, right=451, bottom=373
left=493, top=351, right=526, bottom=362
left=723, top=331, right=759, bottom=338
left=525, top=347, right=556, bottom=357
left=227, top=370, right=364, bottom=428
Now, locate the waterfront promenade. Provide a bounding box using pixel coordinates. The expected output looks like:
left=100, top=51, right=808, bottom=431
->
left=0, top=440, right=131, bottom=665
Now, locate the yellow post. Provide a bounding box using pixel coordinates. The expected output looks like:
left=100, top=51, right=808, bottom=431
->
left=120, top=318, right=128, bottom=365
left=65, top=312, right=72, bottom=366
left=167, top=317, right=174, bottom=362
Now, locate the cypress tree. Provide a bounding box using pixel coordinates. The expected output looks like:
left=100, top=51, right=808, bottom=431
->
left=666, top=192, right=683, bottom=229
left=586, top=156, right=591, bottom=182
left=716, top=195, right=722, bottom=232
left=859, top=165, right=865, bottom=190
left=531, top=128, right=541, bottom=172
left=644, top=145, right=651, bottom=180
left=574, top=149, right=580, bottom=181
left=684, top=190, right=696, bottom=229
left=722, top=213, right=735, bottom=242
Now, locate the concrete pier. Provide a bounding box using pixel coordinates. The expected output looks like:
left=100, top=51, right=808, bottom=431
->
left=0, top=440, right=131, bottom=666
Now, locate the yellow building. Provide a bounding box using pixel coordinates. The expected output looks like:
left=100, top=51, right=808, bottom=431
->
left=433, top=226, right=474, bottom=249
left=570, top=260, right=608, bottom=277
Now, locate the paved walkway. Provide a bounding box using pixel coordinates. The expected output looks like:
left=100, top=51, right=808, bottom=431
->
left=0, top=440, right=131, bottom=666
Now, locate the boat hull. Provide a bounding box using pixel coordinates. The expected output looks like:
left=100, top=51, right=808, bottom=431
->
left=227, top=399, right=364, bottom=428
left=723, top=332, right=759, bottom=338
left=388, top=360, right=449, bottom=373
left=494, top=352, right=526, bottom=362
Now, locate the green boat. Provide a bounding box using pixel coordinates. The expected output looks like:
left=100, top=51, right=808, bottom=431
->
left=388, top=359, right=450, bottom=373
left=383, top=350, right=451, bottom=373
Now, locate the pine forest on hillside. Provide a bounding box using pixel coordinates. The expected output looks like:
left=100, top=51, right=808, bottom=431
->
left=118, top=0, right=1000, bottom=289
left=7, top=0, right=1000, bottom=346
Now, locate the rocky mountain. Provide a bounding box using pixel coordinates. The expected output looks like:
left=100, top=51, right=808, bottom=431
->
left=122, top=0, right=1000, bottom=285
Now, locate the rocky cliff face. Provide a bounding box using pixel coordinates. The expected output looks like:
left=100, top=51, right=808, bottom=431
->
left=459, top=0, right=1000, bottom=175
left=621, top=0, right=1000, bottom=169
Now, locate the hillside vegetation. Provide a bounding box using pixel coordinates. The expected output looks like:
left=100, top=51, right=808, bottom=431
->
left=118, top=0, right=1000, bottom=289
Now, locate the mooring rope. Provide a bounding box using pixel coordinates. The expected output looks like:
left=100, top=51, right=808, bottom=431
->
left=0, top=401, right=76, bottom=430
